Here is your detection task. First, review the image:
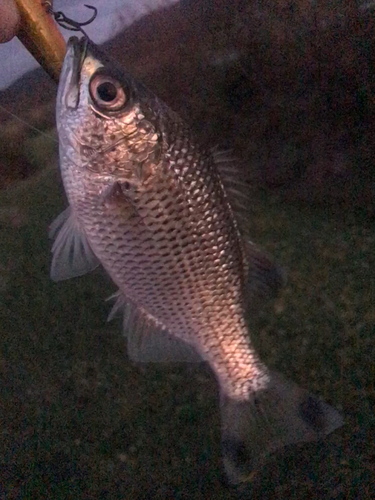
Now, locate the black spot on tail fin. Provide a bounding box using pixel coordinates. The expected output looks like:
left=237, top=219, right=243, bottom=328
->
left=299, top=395, right=326, bottom=432
left=220, top=371, right=343, bottom=485
left=221, top=439, right=249, bottom=480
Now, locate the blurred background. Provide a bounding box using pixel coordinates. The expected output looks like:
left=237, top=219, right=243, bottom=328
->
left=0, top=2, right=374, bottom=499
left=0, top=0, right=374, bottom=216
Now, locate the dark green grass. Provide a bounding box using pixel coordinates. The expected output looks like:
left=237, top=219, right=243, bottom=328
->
left=0, top=167, right=374, bottom=499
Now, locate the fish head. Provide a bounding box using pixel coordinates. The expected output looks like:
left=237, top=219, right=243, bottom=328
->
left=57, top=36, right=162, bottom=183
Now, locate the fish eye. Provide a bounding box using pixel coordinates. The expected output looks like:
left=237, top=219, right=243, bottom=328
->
left=89, top=74, right=127, bottom=111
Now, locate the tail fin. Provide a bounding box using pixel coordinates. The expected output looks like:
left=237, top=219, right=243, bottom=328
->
left=220, top=371, right=343, bottom=484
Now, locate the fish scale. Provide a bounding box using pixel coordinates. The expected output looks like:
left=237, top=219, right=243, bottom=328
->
left=63, top=125, right=262, bottom=397
left=51, top=36, right=343, bottom=484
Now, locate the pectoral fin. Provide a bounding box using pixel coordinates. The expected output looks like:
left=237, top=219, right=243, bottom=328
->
left=49, top=207, right=99, bottom=281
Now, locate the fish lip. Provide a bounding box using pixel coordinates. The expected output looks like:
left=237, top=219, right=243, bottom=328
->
left=58, top=36, right=88, bottom=111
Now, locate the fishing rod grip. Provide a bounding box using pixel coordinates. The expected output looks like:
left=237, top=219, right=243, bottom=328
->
left=15, top=0, right=66, bottom=83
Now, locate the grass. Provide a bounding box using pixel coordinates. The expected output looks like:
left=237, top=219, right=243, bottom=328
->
left=0, top=128, right=58, bottom=188
left=0, top=161, right=374, bottom=499
left=2, top=0, right=375, bottom=214
left=0, top=2, right=373, bottom=497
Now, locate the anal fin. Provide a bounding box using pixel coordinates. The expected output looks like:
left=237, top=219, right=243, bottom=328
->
left=107, top=291, right=202, bottom=363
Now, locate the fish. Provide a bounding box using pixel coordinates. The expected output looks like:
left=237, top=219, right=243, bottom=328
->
left=51, top=36, right=343, bottom=484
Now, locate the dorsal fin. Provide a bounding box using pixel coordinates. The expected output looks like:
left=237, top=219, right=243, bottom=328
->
left=243, top=240, right=287, bottom=313
left=213, top=149, right=286, bottom=307
left=107, top=291, right=202, bottom=363
left=213, top=148, right=255, bottom=236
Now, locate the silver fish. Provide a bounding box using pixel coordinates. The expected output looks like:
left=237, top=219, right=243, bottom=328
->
left=51, top=36, right=343, bottom=484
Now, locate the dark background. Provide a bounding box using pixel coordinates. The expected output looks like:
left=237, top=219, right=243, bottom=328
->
left=0, top=1, right=374, bottom=499
left=0, top=0, right=374, bottom=217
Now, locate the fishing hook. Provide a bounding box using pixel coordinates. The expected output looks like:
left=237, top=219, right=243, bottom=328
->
left=43, top=2, right=98, bottom=37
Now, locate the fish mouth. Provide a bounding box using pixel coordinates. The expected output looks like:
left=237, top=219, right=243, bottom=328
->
left=57, top=36, right=88, bottom=111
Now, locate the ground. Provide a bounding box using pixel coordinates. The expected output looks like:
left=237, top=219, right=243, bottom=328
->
left=0, top=165, right=373, bottom=499
left=0, top=1, right=374, bottom=498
